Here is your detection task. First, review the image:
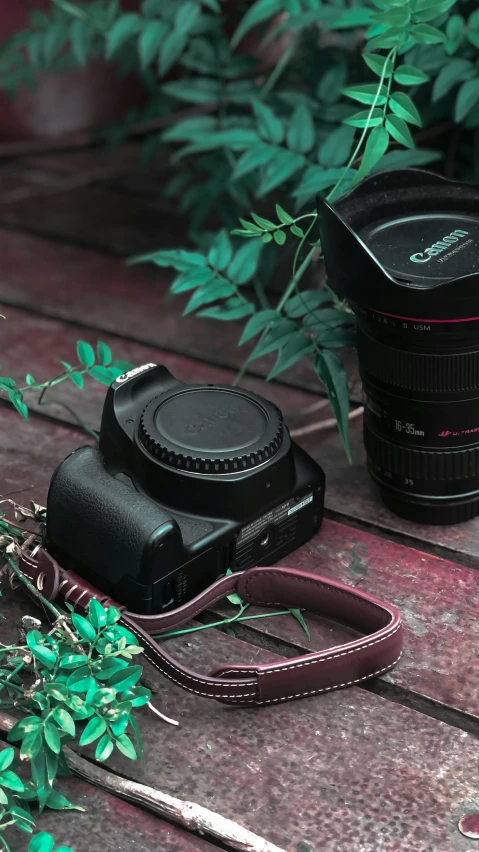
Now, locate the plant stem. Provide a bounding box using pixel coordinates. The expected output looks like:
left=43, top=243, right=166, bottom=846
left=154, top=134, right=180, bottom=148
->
left=155, top=609, right=293, bottom=640
left=5, top=555, right=62, bottom=620
left=260, top=38, right=297, bottom=99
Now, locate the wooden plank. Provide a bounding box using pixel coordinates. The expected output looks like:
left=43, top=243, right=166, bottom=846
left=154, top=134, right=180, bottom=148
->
left=1, top=405, right=479, bottom=724
left=2, top=575, right=479, bottom=852
left=0, top=227, right=360, bottom=398
left=0, top=304, right=317, bottom=430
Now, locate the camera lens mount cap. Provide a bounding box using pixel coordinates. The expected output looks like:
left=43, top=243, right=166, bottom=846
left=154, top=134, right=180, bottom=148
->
left=138, top=385, right=284, bottom=474
left=359, top=212, right=479, bottom=285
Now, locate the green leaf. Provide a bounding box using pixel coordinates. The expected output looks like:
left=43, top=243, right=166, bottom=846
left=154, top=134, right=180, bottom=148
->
left=455, top=78, right=479, bottom=122
left=342, top=84, right=387, bottom=107
left=231, top=0, right=282, bottom=48
left=197, top=301, right=254, bottom=321
left=184, top=280, right=236, bottom=314
left=385, top=114, right=415, bottom=148
left=0, top=787, right=7, bottom=805
left=159, top=29, right=187, bottom=76
left=285, top=290, right=332, bottom=318
left=76, top=340, right=95, bottom=368
left=8, top=390, right=28, bottom=419
left=356, top=125, right=389, bottom=180
left=257, top=149, right=305, bottom=196
left=89, top=366, right=114, bottom=386
left=273, top=230, right=286, bottom=246
left=31, top=644, right=56, bottom=669
left=0, top=769, right=23, bottom=792
left=79, top=716, right=107, bottom=746
left=239, top=310, right=280, bottom=345
left=251, top=213, right=276, bottom=231
left=389, top=92, right=422, bottom=126
left=0, top=377, right=16, bottom=390
left=106, top=13, right=141, bottom=58
left=107, top=665, right=143, bottom=692
left=70, top=19, right=90, bottom=66
left=8, top=717, right=42, bottom=741
left=315, top=351, right=351, bottom=461
left=89, top=599, right=108, bottom=630
left=95, top=734, right=114, bottom=762
left=363, top=53, right=393, bottom=78
left=276, top=205, right=294, bottom=226
left=25, top=374, right=36, bottom=386
left=432, top=58, right=474, bottom=102
left=411, top=23, right=445, bottom=44
left=58, top=654, right=88, bottom=670
left=249, top=318, right=298, bottom=360
left=0, top=748, right=14, bottom=772
left=171, top=267, right=215, bottom=293
left=96, top=341, right=112, bottom=367
left=138, top=20, right=167, bottom=68
left=267, top=335, right=315, bottom=380
left=286, top=103, right=315, bottom=154
left=20, top=732, right=42, bottom=762
left=344, top=108, right=383, bottom=128
left=43, top=22, right=66, bottom=64
left=44, top=683, right=68, bottom=701
left=28, top=833, right=55, bottom=852
left=162, top=77, right=220, bottom=104
left=367, top=26, right=405, bottom=51
left=45, top=790, right=81, bottom=811
left=414, top=0, right=456, bottom=21
left=252, top=100, right=284, bottom=145
left=232, top=143, right=276, bottom=180
left=317, top=62, right=348, bottom=103
left=67, top=371, right=84, bottom=389
left=52, top=708, right=75, bottom=738
left=115, top=733, right=137, bottom=760
left=72, top=613, right=96, bottom=642
left=208, top=230, right=233, bottom=271
left=445, top=14, right=464, bottom=54
left=293, top=166, right=356, bottom=201
left=44, top=724, right=61, bottom=755
left=319, top=125, right=355, bottom=169
left=393, top=64, right=429, bottom=85
left=288, top=608, right=310, bottom=640
left=175, top=1, right=201, bottom=34
left=371, top=147, right=442, bottom=172
left=227, top=240, right=263, bottom=285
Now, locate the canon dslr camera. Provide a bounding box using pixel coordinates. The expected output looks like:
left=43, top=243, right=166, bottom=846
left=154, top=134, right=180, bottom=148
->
left=46, top=364, right=325, bottom=613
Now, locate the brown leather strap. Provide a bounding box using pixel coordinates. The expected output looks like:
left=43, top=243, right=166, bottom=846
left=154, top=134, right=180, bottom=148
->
left=18, top=549, right=403, bottom=706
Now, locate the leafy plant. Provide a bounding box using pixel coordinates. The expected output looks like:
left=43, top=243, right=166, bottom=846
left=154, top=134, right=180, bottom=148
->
left=0, top=504, right=150, bottom=852
left=0, top=339, right=133, bottom=438
left=0, top=0, right=476, bottom=454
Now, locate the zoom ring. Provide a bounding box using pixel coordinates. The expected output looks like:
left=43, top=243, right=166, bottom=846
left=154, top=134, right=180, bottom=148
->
left=358, top=326, right=479, bottom=393
left=364, top=425, right=479, bottom=481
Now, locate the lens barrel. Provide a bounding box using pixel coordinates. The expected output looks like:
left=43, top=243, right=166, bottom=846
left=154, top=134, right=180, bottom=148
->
left=317, top=169, right=479, bottom=525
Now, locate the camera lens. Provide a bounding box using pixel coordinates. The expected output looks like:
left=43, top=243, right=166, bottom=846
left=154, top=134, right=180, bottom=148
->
left=317, top=169, right=479, bottom=524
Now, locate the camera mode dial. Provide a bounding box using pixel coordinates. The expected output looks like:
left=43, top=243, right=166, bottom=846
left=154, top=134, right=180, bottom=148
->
left=138, top=385, right=284, bottom=474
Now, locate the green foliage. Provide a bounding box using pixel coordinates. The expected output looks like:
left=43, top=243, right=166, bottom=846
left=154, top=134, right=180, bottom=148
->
left=0, top=339, right=133, bottom=434
left=1, top=0, right=476, bottom=452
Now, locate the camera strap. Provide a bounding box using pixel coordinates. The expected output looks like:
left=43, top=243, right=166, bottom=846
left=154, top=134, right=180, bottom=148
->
left=18, top=549, right=403, bottom=706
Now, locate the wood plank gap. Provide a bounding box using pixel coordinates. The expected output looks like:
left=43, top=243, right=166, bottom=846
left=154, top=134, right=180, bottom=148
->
left=0, top=296, right=327, bottom=403
left=324, top=507, right=479, bottom=571
left=0, top=395, right=95, bottom=439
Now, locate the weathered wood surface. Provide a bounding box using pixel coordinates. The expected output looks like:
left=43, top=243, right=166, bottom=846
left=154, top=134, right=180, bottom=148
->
left=1, top=404, right=478, bottom=725
left=2, top=583, right=478, bottom=852
left=0, top=227, right=361, bottom=399
left=6, top=776, right=220, bottom=852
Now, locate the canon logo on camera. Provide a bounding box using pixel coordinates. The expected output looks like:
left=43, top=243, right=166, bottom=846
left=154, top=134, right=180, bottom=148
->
left=184, top=404, right=238, bottom=434
left=115, top=363, right=157, bottom=384
left=409, top=229, right=470, bottom=264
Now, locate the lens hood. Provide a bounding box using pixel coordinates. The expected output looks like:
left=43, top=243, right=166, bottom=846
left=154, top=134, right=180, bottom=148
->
left=317, top=169, right=479, bottom=320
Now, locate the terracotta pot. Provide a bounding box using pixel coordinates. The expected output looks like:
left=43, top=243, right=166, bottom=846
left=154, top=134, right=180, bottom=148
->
left=0, top=0, right=145, bottom=141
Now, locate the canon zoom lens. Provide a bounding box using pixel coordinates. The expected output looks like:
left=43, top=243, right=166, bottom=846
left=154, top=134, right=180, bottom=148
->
left=317, top=169, right=479, bottom=525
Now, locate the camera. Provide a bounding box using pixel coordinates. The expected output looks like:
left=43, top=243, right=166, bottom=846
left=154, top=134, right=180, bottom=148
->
left=46, top=364, right=325, bottom=613
left=317, top=168, right=479, bottom=525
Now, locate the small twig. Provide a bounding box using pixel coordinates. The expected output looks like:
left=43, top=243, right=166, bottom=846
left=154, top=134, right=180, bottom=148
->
left=147, top=702, right=178, bottom=727
left=290, top=405, right=364, bottom=437
left=0, top=711, right=285, bottom=852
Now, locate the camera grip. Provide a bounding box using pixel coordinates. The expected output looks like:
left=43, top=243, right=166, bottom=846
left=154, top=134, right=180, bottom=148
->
left=47, top=446, right=179, bottom=585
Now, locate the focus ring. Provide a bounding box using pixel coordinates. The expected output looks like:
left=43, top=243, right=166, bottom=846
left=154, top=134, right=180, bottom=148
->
left=358, top=325, right=479, bottom=393
left=364, top=424, right=479, bottom=482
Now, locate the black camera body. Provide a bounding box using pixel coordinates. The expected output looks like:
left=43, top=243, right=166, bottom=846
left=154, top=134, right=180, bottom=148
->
left=46, top=364, right=325, bottom=613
